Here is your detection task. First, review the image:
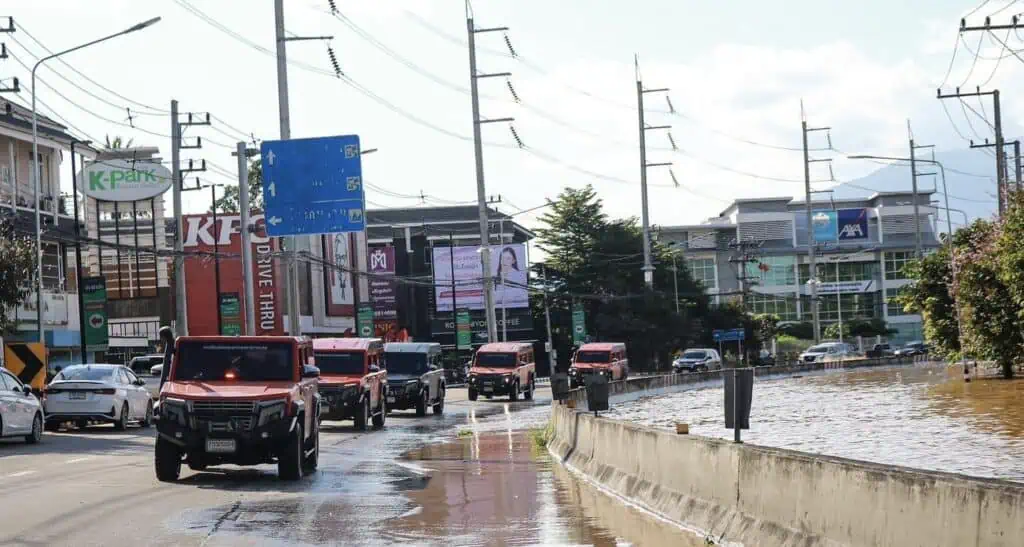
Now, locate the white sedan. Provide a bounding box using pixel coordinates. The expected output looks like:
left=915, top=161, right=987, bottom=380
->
left=0, top=367, right=44, bottom=443
left=44, top=364, right=153, bottom=431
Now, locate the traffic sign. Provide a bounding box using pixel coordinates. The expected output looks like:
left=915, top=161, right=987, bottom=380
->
left=260, top=135, right=365, bottom=237
left=572, top=303, right=586, bottom=345
left=713, top=328, right=745, bottom=342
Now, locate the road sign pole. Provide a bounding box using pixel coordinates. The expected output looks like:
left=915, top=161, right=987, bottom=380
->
left=273, top=0, right=301, bottom=336
left=237, top=142, right=256, bottom=336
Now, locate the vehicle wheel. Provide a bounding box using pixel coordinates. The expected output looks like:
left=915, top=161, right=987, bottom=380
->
left=140, top=401, right=154, bottom=428
left=278, top=423, right=304, bottom=481
left=25, top=413, right=42, bottom=444
left=188, top=461, right=207, bottom=472
left=468, top=388, right=478, bottom=401
left=697, top=365, right=708, bottom=373
left=415, top=390, right=428, bottom=417
left=304, top=419, right=319, bottom=472
left=524, top=379, right=534, bottom=401
left=510, top=382, right=519, bottom=402
left=114, top=403, right=129, bottom=431
left=433, top=388, right=445, bottom=415
left=76, top=419, right=89, bottom=430
left=372, top=392, right=386, bottom=430
left=354, top=396, right=369, bottom=432
left=154, top=437, right=182, bottom=482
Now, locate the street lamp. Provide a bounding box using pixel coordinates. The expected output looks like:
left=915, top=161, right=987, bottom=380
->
left=31, top=16, right=161, bottom=343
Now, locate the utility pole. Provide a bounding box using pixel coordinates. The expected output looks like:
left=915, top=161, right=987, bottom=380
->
left=236, top=142, right=256, bottom=335
left=170, top=100, right=187, bottom=335
left=937, top=87, right=1005, bottom=216
left=541, top=263, right=555, bottom=373
left=635, top=55, right=671, bottom=288
left=211, top=184, right=222, bottom=334
left=728, top=240, right=761, bottom=314
left=273, top=0, right=301, bottom=336
left=466, top=5, right=514, bottom=344
left=970, top=138, right=1021, bottom=207
left=70, top=138, right=88, bottom=362
left=802, top=108, right=832, bottom=344
left=907, top=120, right=928, bottom=258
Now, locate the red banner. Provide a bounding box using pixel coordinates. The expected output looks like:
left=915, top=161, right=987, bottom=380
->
left=182, top=212, right=283, bottom=336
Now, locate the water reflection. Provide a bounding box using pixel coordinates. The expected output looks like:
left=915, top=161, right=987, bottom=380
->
left=606, top=364, right=1024, bottom=481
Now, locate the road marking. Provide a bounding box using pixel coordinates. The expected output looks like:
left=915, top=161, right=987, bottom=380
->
left=5, top=470, right=37, bottom=478
left=65, top=457, right=94, bottom=464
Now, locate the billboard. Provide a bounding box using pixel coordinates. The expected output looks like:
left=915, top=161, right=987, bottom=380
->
left=432, top=243, right=529, bottom=312
left=182, top=212, right=283, bottom=336
left=323, top=233, right=355, bottom=317
left=812, top=209, right=869, bottom=242
left=367, top=245, right=397, bottom=320
left=430, top=308, right=534, bottom=346
left=80, top=159, right=173, bottom=201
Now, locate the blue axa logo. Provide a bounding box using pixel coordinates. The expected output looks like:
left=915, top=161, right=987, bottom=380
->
left=839, top=222, right=864, bottom=239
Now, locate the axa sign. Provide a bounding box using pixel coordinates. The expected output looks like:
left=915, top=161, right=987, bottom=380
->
left=80, top=159, right=173, bottom=201
left=837, top=208, right=869, bottom=240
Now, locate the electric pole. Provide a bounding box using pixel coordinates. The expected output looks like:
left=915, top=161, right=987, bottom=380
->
left=938, top=87, right=1005, bottom=216
left=970, top=138, right=1021, bottom=206
left=235, top=142, right=257, bottom=335
left=540, top=263, right=555, bottom=373
left=907, top=121, right=936, bottom=258
left=466, top=3, right=514, bottom=344
left=635, top=55, right=671, bottom=288
left=801, top=108, right=831, bottom=344
left=170, top=100, right=187, bottom=335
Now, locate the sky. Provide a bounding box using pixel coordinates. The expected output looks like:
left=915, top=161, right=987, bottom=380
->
left=5, top=0, right=1021, bottom=229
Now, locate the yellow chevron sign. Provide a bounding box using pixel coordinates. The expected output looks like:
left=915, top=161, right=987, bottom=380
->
left=3, top=343, right=47, bottom=390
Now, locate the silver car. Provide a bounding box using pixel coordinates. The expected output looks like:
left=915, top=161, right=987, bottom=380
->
left=0, top=367, right=44, bottom=444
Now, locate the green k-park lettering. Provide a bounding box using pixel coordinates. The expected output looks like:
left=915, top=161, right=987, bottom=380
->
left=89, top=169, right=159, bottom=191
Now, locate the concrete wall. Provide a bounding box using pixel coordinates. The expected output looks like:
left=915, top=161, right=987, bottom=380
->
left=550, top=373, right=1024, bottom=546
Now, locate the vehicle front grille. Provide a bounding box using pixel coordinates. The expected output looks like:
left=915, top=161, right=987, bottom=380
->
left=191, top=400, right=256, bottom=419
left=208, top=418, right=254, bottom=432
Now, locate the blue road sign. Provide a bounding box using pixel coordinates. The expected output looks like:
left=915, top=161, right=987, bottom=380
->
left=260, top=135, right=365, bottom=237
left=713, top=328, right=746, bottom=342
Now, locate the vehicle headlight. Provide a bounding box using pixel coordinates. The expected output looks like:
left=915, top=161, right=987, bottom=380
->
left=257, top=400, right=287, bottom=427
left=469, top=374, right=477, bottom=381
left=160, top=397, right=189, bottom=426
left=504, top=374, right=513, bottom=383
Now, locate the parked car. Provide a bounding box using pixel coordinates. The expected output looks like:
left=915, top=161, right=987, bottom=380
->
left=895, top=341, right=929, bottom=357
left=672, top=348, right=722, bottom=373
left=568, top=342, right=629, bottom=388
left=0, top=367, right=44, bottom=444
left=150, top=363, right=163, bottom=377
left=154, top=336, right=321, bottom=482
left=866, top=343, right=895, bottom=358
left=468, top=342, right=536, bottom=402
left=798, top=342, right=854, bottom=363
left=383, top=342, right=445, bottom=416
left=313, top=337, right=387, bottom=430
left=44, top=364, right=153, bottom=431
left=129, top=354, right=163, bottom=376
left=756, top=349, right=776, bottom=367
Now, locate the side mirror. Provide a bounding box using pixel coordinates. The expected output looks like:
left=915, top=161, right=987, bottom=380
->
left=22, top=385, right=32, bottom=395
left=369, top=364, right=380, bottom=373
left=302, top=364, right=321, bottom=379
left=135, top=379, right=147, bottom=386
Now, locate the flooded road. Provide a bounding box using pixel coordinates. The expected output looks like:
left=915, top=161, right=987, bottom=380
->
left=605, top=364, right=1024, bottom=481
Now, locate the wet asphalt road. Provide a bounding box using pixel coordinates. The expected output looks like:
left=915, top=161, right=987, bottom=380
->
left=0, top=387, right=695, bottom=546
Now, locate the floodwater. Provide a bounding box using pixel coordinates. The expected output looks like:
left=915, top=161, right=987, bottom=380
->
left=605, top=363, right=1024, bottom=481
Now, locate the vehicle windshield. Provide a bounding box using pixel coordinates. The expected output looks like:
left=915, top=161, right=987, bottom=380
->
left=55, top=366, right=115, bottom=382
left=575, top=351, right=611, bottom=364
left=384, top=352, right=428, bottom=374
left=682, top=351, right=707, bottom=359
left=475, top=352, right=518, bottom=367
left=806, top=345, right=832, bottom=353
left=174, top=341, right=295, bottom=382
left=315, top=351, right=365, bottom=375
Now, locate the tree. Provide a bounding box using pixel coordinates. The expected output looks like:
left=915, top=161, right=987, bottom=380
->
left=753, top=313, right=780, bottom=347
left=103, top=135, right=134, bottom=150
left=0, top=222, right=41, bottom=333
left=900, top=245, right=959, bottom=358
left=210, top=158, right=264, bottom=213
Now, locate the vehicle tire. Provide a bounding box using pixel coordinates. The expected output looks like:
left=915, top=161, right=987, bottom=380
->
left=468, top=388, right=478, bottom=401
left=154, top=437, right=182, bottom=482
left=372, top=392, right=386, bottom=430
left=696, top=365, right=708, bottom=373
left=524, top=379, right=534, bottom=401
left=354, top=396, right=369, bottom=432
left=433, top=387, right=445, bottom=415
left=114, top=403, right=129, bottom=431
left=510, top=382, right=519, bottom=402
left=188, top=461, right=208, bottom=472
left=304, top=419, right=319, bottom=472
left=415, top=390, right=428, bottom=417
left=278, top=423, right=304, bottom=481
left=140, top=401, right=154, bottom=428
left=25, top=413, right=42, bottom=444
left=76, top=419, right=89, bottom=430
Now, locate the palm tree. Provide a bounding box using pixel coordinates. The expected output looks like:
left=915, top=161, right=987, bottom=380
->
left=103, top=134, right=134, bottom=150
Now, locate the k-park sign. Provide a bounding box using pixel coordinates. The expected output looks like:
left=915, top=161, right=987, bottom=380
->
left=80, top=158, right=174, bottom=201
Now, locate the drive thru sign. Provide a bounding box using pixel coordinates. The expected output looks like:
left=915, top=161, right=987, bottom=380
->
left=260, top=135, right=365, bottom=236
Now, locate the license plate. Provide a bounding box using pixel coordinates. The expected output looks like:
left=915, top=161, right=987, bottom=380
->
left=483, top=386, right=493, bottom=393
left=386, top=396, right=396, bottom=403
left=205, top=439, right=237, bottom=454
left=69, top=392, right=87, bottom=400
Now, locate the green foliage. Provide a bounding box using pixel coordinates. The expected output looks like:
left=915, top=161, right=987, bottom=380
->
left=0, top=222, right=39, bottom=333
left=776, top=334, right=812, bottom=355
left=822, top=318, right=894, bottom=341
left=753, top=313, right=780, bottom=345
left=779, top=322, right=814, bottom=340
left=900, top=245, right=960, bottom=359
left=822, top=322, right=849, bottom=341
left=103, top=135, right=134, bottom=150
left=210, top=158, right=264, bottom=213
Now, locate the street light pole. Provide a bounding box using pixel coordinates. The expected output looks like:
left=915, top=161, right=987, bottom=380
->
left=31, top=16, right=161, bottom=343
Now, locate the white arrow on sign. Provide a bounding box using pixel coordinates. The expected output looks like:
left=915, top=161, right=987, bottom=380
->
left=268, top=216, right=282, bottom=226
left=266, top=150, right=276, bottom=166
left=268, top=182, right=276, bottom=197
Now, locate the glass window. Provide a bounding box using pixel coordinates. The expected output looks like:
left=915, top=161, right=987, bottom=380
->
left=801, top=292, right=881, bottom=322
left=746, top=256, right=796, bottom=287
left=316, top=352, right=367, bottom=375
left=682, top=350, right=708, bottom=359
left=749, top=292, right=799, bottom=321
left=475, top=352, right=518, bottom=367
left=885, top=251, right=914, bottom=280
left=174, top=341, right=296, bottom=382
left=56, top=366, right=116, bottom=382
left=799, top=261, right=878, bottom=284
left=383, top=352, right=428, bottom=374
left=575, top=351, right=611, bottom=364
left=686, top=258, right=717, bottom=289
left=0, top=371, right=14, bottom=390
left=887, top=286, right=913, bottom=316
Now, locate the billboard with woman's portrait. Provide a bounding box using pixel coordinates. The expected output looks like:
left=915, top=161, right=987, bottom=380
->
left=433, top=243, right=528, bottom=312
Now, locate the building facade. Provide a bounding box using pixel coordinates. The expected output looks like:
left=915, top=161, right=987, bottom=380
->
left=660, top=191, right=940, bottom=345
